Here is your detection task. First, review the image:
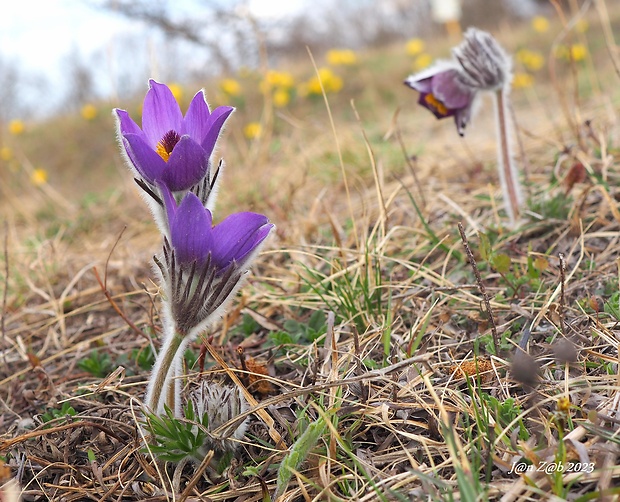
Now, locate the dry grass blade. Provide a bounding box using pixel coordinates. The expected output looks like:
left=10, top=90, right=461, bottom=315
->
left=458, top=222, right=500, bottom=354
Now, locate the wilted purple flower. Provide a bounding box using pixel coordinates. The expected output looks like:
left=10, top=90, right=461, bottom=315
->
left=155, top=185, right=273, bottom=337
left=404, top=28, right=511, bottom=136
left=404, top=61, right=477, bottom=136
left=404, top=28, right=522, bottom=225
left=115, top=80, right=234, bottom=192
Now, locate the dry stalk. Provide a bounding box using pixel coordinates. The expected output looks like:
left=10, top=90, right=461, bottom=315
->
left=457, top=222, right=499, bottom=354
left=559, top=252, right=567, bottom=336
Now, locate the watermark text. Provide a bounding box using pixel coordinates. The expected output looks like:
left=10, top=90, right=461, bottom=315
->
left=508, top=461, right=594, bottom=475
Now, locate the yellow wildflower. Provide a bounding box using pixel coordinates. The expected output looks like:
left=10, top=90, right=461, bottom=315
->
left=569, top=43, right=587, bottom=61
left=307, top=78, right=323, bottom=95
left=512, top=73, right=534, bottom=89
left=326, top=49, right=358, bottom=66
left=168, top=83, right=184, bottom=102
left=243, top=122, right=262, bottom=139
left=557, top=396, right=571, bottom=413
left=328, top=78, right=344, bottom=94
left=220, top=78, right=242, bottom=96
left=31, top=168, right=48, bottom=186
left=81, top=103, right=98, bottom=120
left=413, top=53, right=433, bottom=71
left=532, top=16, right=549, bottom=33
left=554, top=43, right=587, bottom=62
left=311, top=77, right=326, bottom=94
left=405, top=38, right=425, bottom=56
left=516, top=49, right=545, bottom=71
left=306, top=68, right=343, bottom=95
left=0, top=146, right=12, bottom=161
left=272, top=88, right=290, bottom=108
left=8, top=119, right=24, bottom=135
left=265, top=70, right=295, bottom=89
left=326, top=75, right=344, bottom=94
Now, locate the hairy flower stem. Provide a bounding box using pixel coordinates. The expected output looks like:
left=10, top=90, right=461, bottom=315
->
left=145, top=328, right=187, bottom=415
left=493, top=87, right=522, bottom=225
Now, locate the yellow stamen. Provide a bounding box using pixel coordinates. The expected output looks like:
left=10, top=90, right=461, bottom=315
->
left=424, top=93, right=449, bottom=117
left=156, top=142, right=171, bottom=162
left=155, top=130, right=181, bottom=162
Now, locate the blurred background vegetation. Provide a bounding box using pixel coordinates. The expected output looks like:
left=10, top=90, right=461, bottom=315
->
left=1, top=0, right=617, bottom=266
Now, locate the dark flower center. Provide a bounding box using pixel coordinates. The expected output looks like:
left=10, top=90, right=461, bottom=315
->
left=156, top=130, right=181, bottom=162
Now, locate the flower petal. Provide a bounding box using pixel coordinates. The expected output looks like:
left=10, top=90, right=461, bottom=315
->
left=159, top=182, right=178, bottom=228
left=211, top=212, right=272, bottom=267
left=200, top=106, right=235, bottom=157
left=142, top=80, right=184, bottom=147
left=404, top=76, right=433, bottom=94
left=432, top=69, right=474, bottom=109
left=182, top=90, right=211, bottom=140
left=170, top=192, right=214, bottom=265
left=162, top=136, right=210, bottom=191
left=404, top=60, right=459, bottom=94
left=454, top=101, right=476, bottom=137
left=122, top=133, right=166, bottom=183
left=115, top=108, right=144, bottom=137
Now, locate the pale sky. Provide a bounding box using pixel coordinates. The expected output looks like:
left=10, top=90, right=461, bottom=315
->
left=0, top=0, right=308, bottom=115
left=1, top=1, right=133, bottom=82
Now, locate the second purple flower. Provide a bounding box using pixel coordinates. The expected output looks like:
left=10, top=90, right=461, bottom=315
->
left=161, top=184, right=273, bottom=271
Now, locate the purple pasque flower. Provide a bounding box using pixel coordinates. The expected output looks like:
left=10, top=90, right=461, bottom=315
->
left=115, top=79, right=234, bottom=192
left=404, top=61, right=477, bottom=136
left=155, top=185, right=273, bottom=337
left=161, top=185, right=272, bottom=270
